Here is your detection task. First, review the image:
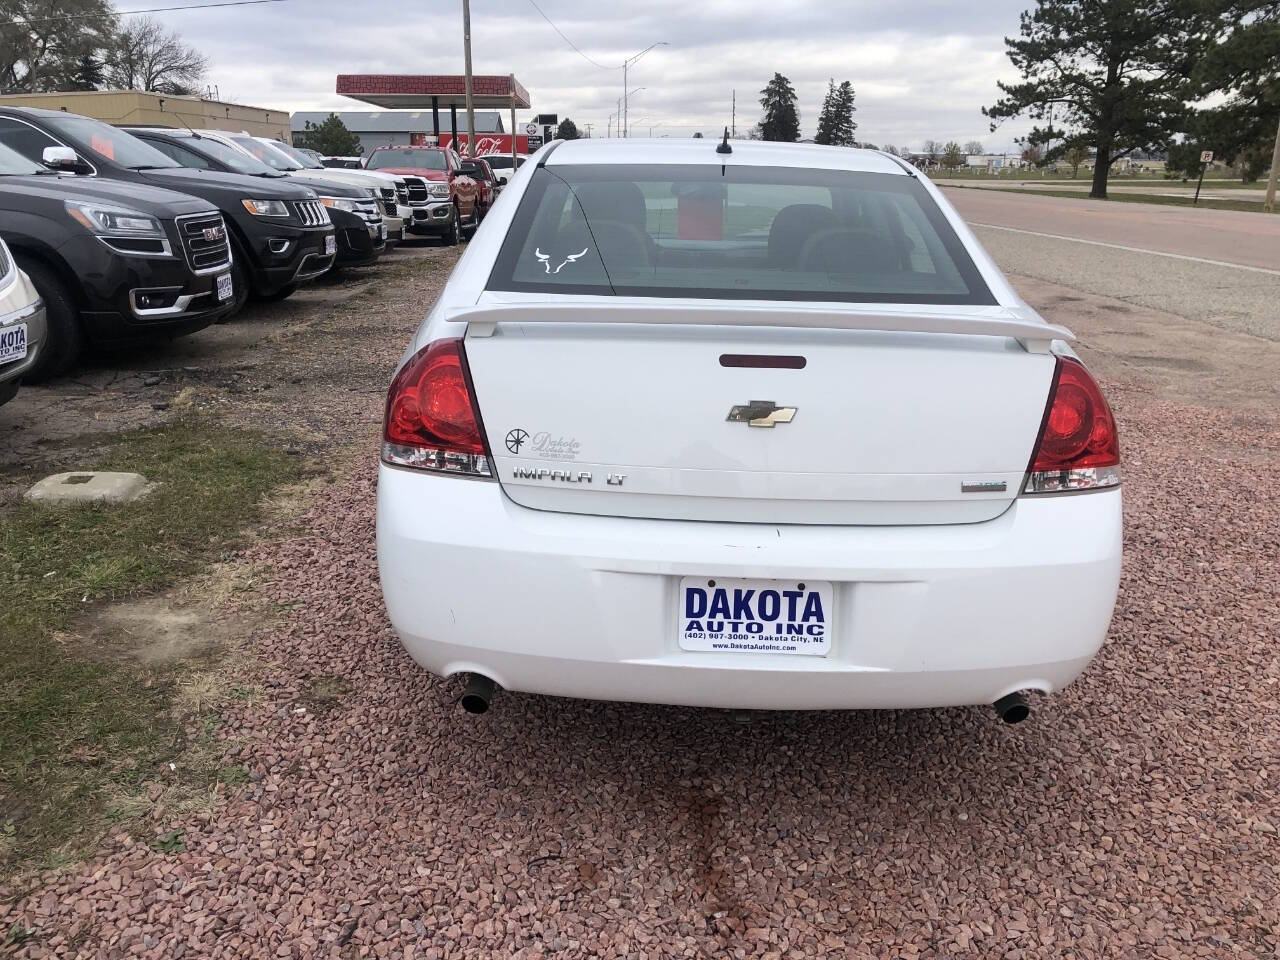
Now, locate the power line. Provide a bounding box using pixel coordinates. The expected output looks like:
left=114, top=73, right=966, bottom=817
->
left=523, top=0, right=618, bottom=71
left=3, top=0, right=292, bottom=28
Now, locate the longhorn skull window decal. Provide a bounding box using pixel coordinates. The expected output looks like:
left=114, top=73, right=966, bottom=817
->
left=534, top=247, right=590, bottom=274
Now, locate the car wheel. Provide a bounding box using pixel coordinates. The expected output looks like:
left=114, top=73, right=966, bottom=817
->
left=14, top=256, right=83, bottom=382
left=224, top=250, right=251, bottom=319
left=256, top=283, right=298, bottom=302
left=443, top=208, right=460, bottom=246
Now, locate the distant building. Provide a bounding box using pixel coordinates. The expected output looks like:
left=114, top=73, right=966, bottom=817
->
left=0, top=90, right=290, bottom=140
left=291, top=110, right=505, bottom=155
left=964, top=153, right=1026, bottom=171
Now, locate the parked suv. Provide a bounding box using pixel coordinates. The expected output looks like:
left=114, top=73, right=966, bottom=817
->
left=0, top=107, right=335, bottom=308
left=0, top=234, right=45, bottom=404
left=0, top=140, right=234, bottom=379
left=124, top=128, right=386, bottom=269
left=218, top=133, right=412, bottom=246
left=364, top=146, right=480, bottom=244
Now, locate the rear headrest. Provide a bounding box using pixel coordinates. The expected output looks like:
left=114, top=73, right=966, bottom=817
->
left=569, top=181, right=648, bottom=230
left=768, top=204, right=839, bottom=267
left=798, top=227, right=902, bottom=274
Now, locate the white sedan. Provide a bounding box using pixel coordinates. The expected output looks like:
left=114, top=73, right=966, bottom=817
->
left=376, top=137, right=1122, bottom=723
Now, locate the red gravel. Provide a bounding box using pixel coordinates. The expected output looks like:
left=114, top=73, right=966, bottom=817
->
left=2, top=354, right=1278, bottom=956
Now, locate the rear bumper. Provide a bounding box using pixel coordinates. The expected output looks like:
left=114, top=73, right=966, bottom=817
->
left=376, top=468, right=1123, bottom=710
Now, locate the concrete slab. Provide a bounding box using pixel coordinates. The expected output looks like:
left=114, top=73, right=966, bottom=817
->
left=24, top=471, right=152, bottom=505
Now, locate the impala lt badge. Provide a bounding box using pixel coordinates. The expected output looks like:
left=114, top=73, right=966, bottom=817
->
left=727, top=400, right=797, bottom=428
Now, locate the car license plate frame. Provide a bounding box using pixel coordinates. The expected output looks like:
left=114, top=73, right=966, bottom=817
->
left=215, top=273, right=233, bottom=302
left=0, top=322, right=28, bottom=366
left=324, top=234, right=337, bottom=256
left=678, top=576, right=833, bottom=656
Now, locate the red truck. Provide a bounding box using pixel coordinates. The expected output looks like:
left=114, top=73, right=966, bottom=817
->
left=364, top=146, right=479, bottom=245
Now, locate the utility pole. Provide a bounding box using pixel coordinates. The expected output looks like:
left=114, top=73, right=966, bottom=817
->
left=732, top=89, right=735, bottom=138
left=1266, top=114, right=1280, bottom=214
left=585, top=123, right=593, bottom=138
left=462, top=0, right=476, bottom=157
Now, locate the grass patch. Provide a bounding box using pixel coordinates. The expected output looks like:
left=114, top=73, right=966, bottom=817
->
left=0, top=421, right=304, bottom=876
left=953, top=185, right=1271, bottom=214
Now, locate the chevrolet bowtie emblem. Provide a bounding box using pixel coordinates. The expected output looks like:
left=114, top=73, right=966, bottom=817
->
left=726, top=400, right=798, bottom=428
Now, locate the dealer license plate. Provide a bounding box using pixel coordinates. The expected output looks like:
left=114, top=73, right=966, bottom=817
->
left=0, top=322, right=27, bottom=366
left=678, top=577, right=833, bottom=656
left=324, top=234, right=337, bottom=256
left=215, top=273, right=232, bottom=302
left=379, top=223, right=387, bottom=240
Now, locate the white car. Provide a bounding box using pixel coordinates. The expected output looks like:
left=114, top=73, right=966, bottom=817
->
left=0, top=235, right=45, bottom=406
left=483, top=152, right=528, bottom=186
left=376, top=138, right=1122, bottom=722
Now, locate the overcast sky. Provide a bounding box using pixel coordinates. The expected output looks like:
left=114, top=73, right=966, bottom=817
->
left=151, top=0, right=1036, bottom=151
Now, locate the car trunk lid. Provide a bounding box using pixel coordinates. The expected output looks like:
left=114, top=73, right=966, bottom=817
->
left=459, top=297, right=1069, bottom=525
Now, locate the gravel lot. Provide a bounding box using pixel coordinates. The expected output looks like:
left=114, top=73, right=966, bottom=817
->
left=1, top=236, right=1278, bottom=958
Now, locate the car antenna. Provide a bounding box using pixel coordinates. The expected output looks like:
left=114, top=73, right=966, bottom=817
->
left=716, top=127, right=732, bottom=155
left=173, top=113, right=202, bottom=139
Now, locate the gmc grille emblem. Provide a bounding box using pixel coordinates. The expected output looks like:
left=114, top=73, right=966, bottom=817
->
left=202, top=227, right=224, bottom=242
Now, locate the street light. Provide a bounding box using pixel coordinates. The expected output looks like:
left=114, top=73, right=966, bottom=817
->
left=616, top=88, right=645, bottom=139
left=623, top=42, right=667, bottom=138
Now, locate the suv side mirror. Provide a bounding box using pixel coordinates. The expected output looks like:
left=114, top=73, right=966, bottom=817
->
left=42, top=145, right=84, bottom=173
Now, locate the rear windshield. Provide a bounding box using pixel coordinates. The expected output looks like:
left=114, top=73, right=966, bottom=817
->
left=487, top=164, right=994, bottom=304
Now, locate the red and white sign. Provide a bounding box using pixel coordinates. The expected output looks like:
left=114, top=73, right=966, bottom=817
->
left=437, top=133, right=533, bottom=155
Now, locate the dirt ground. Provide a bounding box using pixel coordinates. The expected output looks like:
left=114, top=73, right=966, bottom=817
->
left=0, top=237, right=1277, bottom=958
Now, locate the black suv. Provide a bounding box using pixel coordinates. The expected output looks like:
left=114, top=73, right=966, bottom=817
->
left=0, top=140, right=235, bottom=378
left=123, top=128, right=386, bottom=269
left=0, top=107, right=335, bottom=308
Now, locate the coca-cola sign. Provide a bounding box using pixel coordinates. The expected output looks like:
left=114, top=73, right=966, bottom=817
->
left=438, top=134, right=534, bottom=155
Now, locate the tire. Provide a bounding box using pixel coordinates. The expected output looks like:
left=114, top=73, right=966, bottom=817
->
left=443, top=207, right=460, bottom=246
left=224, top=250, right=251, bottom=319
left=14, top=255, right=83, bottom=382
left=256, top=283, right=298, bottom=303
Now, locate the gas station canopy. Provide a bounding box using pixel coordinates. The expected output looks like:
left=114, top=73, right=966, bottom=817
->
left=336, top=74, right=531, bottom=110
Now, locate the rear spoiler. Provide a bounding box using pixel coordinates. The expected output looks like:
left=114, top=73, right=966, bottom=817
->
left=456, top=303, right=1072, bottom=354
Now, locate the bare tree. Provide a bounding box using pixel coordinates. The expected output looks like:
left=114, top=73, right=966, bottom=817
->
left=921, top=139, right=943, bottom=162
left=107, top=16, right=207, bottom=95
left=964, top=140, right=985, bottom=155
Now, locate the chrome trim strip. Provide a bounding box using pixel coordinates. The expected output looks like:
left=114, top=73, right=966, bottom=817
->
left=97, top=235, right=175, bottom=259
left=0, top=298, right=43, bottom=327
left=292, top=251, right=335, bottom=281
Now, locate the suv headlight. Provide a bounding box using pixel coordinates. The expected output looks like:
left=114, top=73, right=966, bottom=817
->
left=241, top=199, right=291, bottom=217
left=319, top=196, right=358, bottom=213
left=428, top=182, right=451, bottom=198
left=65, top=200, right=164, bottom=236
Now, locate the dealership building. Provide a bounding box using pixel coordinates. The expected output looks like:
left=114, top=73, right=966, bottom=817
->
left=0, top=90, right=290, bottom=139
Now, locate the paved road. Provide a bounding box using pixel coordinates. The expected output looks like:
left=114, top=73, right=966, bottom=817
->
left=942, top=185, right=1280, bottom=270
left=942, top=187, right=1280, bottom=343
left=941, top=179, right=1269, bottom=203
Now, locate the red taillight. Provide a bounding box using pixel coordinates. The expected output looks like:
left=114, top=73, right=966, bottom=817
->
left=382, top=338, right=492, bottom=477
left=1024, top=356, right=1120, bottom=494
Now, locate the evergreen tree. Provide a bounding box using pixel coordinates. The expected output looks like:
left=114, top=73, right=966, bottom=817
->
left=816, top=79, right=857, bottom=146
left=758, top=73, right=800, bottom=142
left=984, top=0, right=1222, bottom=199
left=70, top=53, right=103, bottom=91
left=1188, top=1, right=1277, bottom=183
left=301, top=114, right=363, bottom=156
left=555, top=118, right=579, bottom=140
